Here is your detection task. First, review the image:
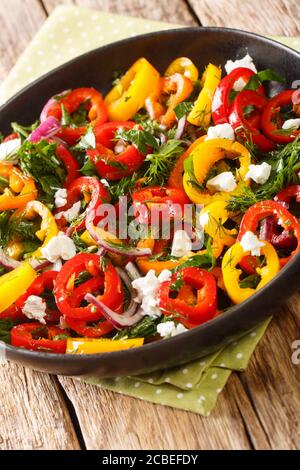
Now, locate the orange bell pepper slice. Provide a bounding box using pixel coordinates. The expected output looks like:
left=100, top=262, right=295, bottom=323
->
left=168, top=135, right=206, bottom=189
left=145, top=73, right=193, bottom=128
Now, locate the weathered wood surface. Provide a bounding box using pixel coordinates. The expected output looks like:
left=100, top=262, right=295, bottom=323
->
left=189, top=0, right=300, bottom=35
left=0, top=0, right=300, bottom=450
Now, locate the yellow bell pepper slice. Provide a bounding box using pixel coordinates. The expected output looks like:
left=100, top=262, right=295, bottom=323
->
left=66, top=337, right=144, bottom=354
left=81, top=226, right=123, bottom=266
left=199, top=200, right=237, bottom=252
left=164, top=57, right=199, bottom=82
left=13, top=200, right=59, bottom=259
left=183, top=139, right=251, bottom=205
left=187, top=63, right=221, bottom=127
left=104, top=58, right=160, bottom=121
left=0, top=163, right=37, bottom=211
left=0, top=261, right=37, bottom=312
left=222, top=241, right=280, bottom=304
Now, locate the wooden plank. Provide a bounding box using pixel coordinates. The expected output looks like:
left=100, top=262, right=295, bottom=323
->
left=58, top=374, right=253, bottom=450
left=42, top=0, right=198, bottom=25
left=237, top=295, right=300, bottom=450
left=0, top=362, right=80, bottom=450
left=0, top=0, right=47, bottom=83
left=188, top=0, right=300, bottom=35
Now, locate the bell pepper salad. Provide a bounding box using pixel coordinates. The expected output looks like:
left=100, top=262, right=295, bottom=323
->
left=0, top=53, right=300, bottom=355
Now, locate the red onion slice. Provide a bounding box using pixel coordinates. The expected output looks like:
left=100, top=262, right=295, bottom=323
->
left=85, top=211, right=152, bottom=258
left=174, top=115, right=186, bottom=140
left=0, top=248, right=21, bottom=270
left=40, top=90, right=71, bottom=123
left=84, top=293, right=143, bottom=329
left=28, top=117, right=61, bottom=143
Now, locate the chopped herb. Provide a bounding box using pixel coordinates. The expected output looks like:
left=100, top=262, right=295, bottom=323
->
left=72, top=231, right=97, bottom=253
left=0, top=318, right=16, bottom=343
left=109, top=172, right=141, bottom=202
left=11, top=121, right=39, bottom=140
left=80, top=156, right=98, bottom=176
left=174, top=101, right=193, bottom=120
left=144, top=139, right=184, bottom=186
left=240, top=273, right=261, bottom=289
left=243, top=68, right=284, bottom=92
left=61, top=104, right=72, bottom=126
left=18, top=140, right=66, bottom=207
left=114, top=128, right=159, bottom=154
left=113, top=316, right=159, bottom=340
left=74, top=270, right=92, bottom=287
left=111, top=69, right=123, bottom=86
left=172, top=251, right=215, bottom=273
left=227, top=140, right=300, bottom=213
left=74, top=125, right=96, bottom=151
left=53, top=334, right=69, bottom=341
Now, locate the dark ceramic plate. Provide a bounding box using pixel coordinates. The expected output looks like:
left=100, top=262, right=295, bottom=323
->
left=2, top=27, right=300, bottom=376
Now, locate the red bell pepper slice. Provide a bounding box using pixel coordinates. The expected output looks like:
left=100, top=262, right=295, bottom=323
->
left=87, top=121, right=145, bottom=181
left=3, top=132, right=19, bottom=142
left=55, top=143, right=80, bottom=187
left=237, top=200, right=300, bottom=266
left=158, top=267, right=217, bottom=326
left=275, top=185, right=300, bottom=207
left=229, top=90, right=275, bottom=152
left=55, top=176, right=110, bottom=233
left=212, top=67, right=265, bottom=125
left=15, top=271, right=61, bottom=324
left=132, top=186, right=190, bottom=224
left=44, top=87, right=108, bottom=145
left=261, top=90, right=300, bottom=144
left=11, top=323, right=68, bottom=353
left=54, top=253, right=124, bottom=322
left=65, top=317, right=114, bottom=338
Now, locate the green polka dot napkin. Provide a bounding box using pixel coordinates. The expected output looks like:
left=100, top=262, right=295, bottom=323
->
left=1, top=5, right=299, bottom=416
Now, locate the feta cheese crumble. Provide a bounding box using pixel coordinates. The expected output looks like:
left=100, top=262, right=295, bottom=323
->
left=225, top=53, right=257, bottom=74
left=41, top=232, right=76, bottom=263
left=171, top=230, right=192, bottom=258
left=207, top=172, right=237, bottom=192
left=0, top=138, right=21, bottom=164
left=54, top=188, right=67, bottom=208
left=132, top=269, right=172, bottom=318
left=157, top=321, right=188, bottom=338
left=55, top=201, right=81, bottom=223
left=205, top=123, right=235, bottom=141
left=282, top=118, right=300, bottom=131
left=22, top=295, right=47, bottom=324
left=245, top=162, right=272, bottom=185
left=240, top=231, right=265, bottom=256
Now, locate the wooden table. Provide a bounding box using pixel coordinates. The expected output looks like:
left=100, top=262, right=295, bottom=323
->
left=0, top=0, right=300, bottom=450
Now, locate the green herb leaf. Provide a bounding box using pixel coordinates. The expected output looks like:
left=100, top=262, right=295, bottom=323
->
left=0, top=318, right=16, bottom=343
left=244, top=68, right=285, bottom=92
left=174, top=101, right=193, bottom=120
left=74, top=126, right=96, bottom=151
left=144, top=139, right=184, bottom=186
left=227, top=139, right=300, bottom=213
left=172, top=252, right=215, bottom=273
left=113, top=316, right=159, bottom=340
left=115, top=128, right=159, bottom=154
left=18, top=140, right=66, bottom=206
left=11, top=121, right=39, bottom=140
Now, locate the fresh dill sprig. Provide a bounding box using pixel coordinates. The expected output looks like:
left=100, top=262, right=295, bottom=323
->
left=227, top=140, right=300, bottom=213
left=143, top=139, right=184, bottom=186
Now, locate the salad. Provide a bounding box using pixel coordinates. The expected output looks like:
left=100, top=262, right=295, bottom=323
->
left=0, top=53, right=300, bottom=355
